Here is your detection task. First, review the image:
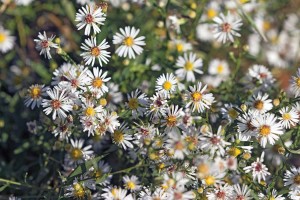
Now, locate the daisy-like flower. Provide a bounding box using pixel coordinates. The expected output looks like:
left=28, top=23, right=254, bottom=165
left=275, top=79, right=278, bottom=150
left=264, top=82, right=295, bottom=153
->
left=75, top=4, right=106, bottom=35
left=34, top=31, right=58, bottom=59
left=168, top=188, right=195, bottom=200
left=52, top=118, right=73, bottom=141
left=64, top=179, right=89, bottom=199
left=161, top=105, right=183, bottom=133
left=175, top=52, right=203, bottom=82
left=208, top=59, right=230, bottom=77
left=258, top=189, right=284, bottom=200
left=80, top=37, right=110, bottom=67
left=278, top=107, right=299, bottom=129
left=69, top=139, right=94, bottom=163
left=243, top=152, right=270, bottom=183
left=0, top=26, right=15, bottom=53
left=251, top=113, right=284, bottom=148
left=139, top=187, right=170, bottom=200
left=206, top=184, right=234, bottom=200
left=155, top=73, right=177, bottom=98
left=123, top=175, right=141, bottom=191
left=247, top=64, right=274, bottom=88
left=248, top=92, right=273, bottom=114
left=290, top=68, right=300, bottom=97
left=170, top=39, right=193, bottom=53
left=90, top=160, right=112, bottom=186
left=284, top=166, right=300, bottom=190
left=166, top=131, right=189, bottom=160
left=232, top=184, right=252, bottom=200
left=185, top=82, right=215, bottom=113
left=51, top=63, right=77, bottom=85
left=59, top=67, right=89, bottom=92
left=237, top=109, right=257, bottom=141
left=113, top=26, right=146, bottom=59
left=112, top=122, right=134, bottom=150
left=161, top=171, right=190, bottom=191
left=86, top=67, right=111, bottom=98
left=41, top=87, right=73, bottom=120
left=199, top=126, right=231, bottom=156
left=147, top=92, right=168, bottom=120
left=81, top=99, right=103, bottom=119
left=24, top=84, right=48, bottom=109
left=126, top=89, right=149, bottom=118
left=99, top=110, right=120, bottom=134
left=213, top=13, right=243, bottom=43
left=289, top=189, right=300, bottom=200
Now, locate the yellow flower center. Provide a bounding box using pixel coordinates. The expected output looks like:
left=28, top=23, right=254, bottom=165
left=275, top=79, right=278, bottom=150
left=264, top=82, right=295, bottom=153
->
left=282, top=113, right=291, bottom=120
left=111, top=188, right=119, bottom=198
left=113, top=130, right=124, bottom=143
left=197, top=163, right=209, bottom=175
left=217, top=64, right=224, bottom=74
left=99, top=98, right=107, bottom=106
left=263, top=21, right=271, bottom=31
left=228, top=147, right=242, bottom=157
left=228, top=108, right=238, bottom=119
left=94, top=169, right=102, bottom=178
left=85, top=107, right=95, bottom=116
left=294, top=175, right=300, bottom=185
left=239, top=0, right=249, bottom=3
left=184, top=61, right=194, bottom=71
left=174, top=141, right=184, bottom=150
left=92, top=78, right=103, bottom=89
left=205, top=175, right=215, bottom=186
left=73, top=183, right=85, bottom=198
left=296, top=78, right=300, bottom=87
left=166, top=115, right=177, bottom=126
left=163, top=81, right=172, bottom=91
left=91, top=46, right=100, bottom=56
left=0, top=33, right=6, bottom=43
left=269, top=197, right=275, bottom=200
left=176, top=43, right=183, bottom=52
left=207, top=8, right=217, bottom=19
left=124, top=37, right=134, bottom=46
left=30, top=86, right=41, bottom=99
left=128, top=98, right=139, bottom=110
left=167, top=179, right=175, bottom=187
left=254, top=100, right=264, bottom=110
left=126, top=181, right=136, bottom=190
left=70, top=148, right=83, bottom=160
left=191, top=91, right=202, bottom=102
left=259, top=125, right=271, bottom=136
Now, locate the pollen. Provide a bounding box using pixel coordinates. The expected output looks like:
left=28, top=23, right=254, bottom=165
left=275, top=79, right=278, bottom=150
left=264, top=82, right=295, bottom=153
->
left=176, top=43, right=183, bottom=52
left=0, top=33, right=6, bottom=43
left=30, top=86, right=41, bottom=99
left=205, top=175, right=215, bottom=186
left=166, top=115, right=177, bottom=127
left=228, top=147, right=242, bottom=157
left=85, top=107, right=95, bottom=116
left=259, top=125, right=271, bottom=136
left=91, top=46, right=100, bottom=56
left=124, top=37, right=134, bottom=46
left=85, top=14, right=94, bottom=24
left=282, top=113, right=291, bottom=120
left=254, top=100, right=264, bottom=110
left=184, top=61, right=194, bottom=71
left=126, top=181, right=136, bottom=190
left=296, top=78, right=300, bottom=87
left=191, top=91, right=202, bottom=101
left=221, top=22, right=232, bottom=33
left=113, top=130, right=124, bottom=143
left=73, top=183, right=85, bottom=198
left=163, top=81, right=172, bottom=91
left=92, top=77, right=103, bottom=88
left=293, top=175, right=300, bottom=185
left=217, top=64, right=224, bottom=74
left=51, top=99, right=61, bottom=109
left=128, top=98, right=139, bottom=110
left=70, top=148, right=83, bottom=160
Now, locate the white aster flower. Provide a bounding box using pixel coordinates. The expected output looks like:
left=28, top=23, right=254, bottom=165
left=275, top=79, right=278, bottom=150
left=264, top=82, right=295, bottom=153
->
left=289, top=189, right=300, bottom=200
left=147, top=92, right=168, bottom=120
left=175, top=52, right=203, bottom=82
left=80, top=37, right=110, bottom=67
left=166, top=131, right=189, bottom=160
left=41, top=86, right=73, bottom=120
left=0, top=26, right=15, bottom=53
left=243, top=152, right=270, bottom=183
left=86, top=67, right=111, bottom=98
left=251, top=113, right=284, bottom=148
left=213, top=13, right=243, bottom=43
left=112, top=122, right=134, bottom=150
left=208, top=59, right=230, bottom=77
left=126, top=89, right=149, bottom=118
left=258, top=189, right=285, bottom=200
left=284, top=166, right=300, bottom=190
left=206, top=184, right=234, bottom=200
left=248, top=92, right=273, bottom=114
left=155, top=73, right=177, bottom=98
left=278, top=107, right=299, bottom=129
left=185, top=82, right=215, bottom=113
left=233, top=184, right=252, bottom=200
left=237, top=109, right=258, bottom=141
left=123, top=175, right=141, bottom=191
left=161, top=105, right=183, bottom=133
left=68, top=139, right=94, bottom=163
left=24, top=84, right=48, bottom=109
left=113, top=26, right=146, bottom=59
left=246, top=64, right=274, bottom=89
left=75, top=4, right=106, bottom=35
left=34, top=31, right=58, bottom=59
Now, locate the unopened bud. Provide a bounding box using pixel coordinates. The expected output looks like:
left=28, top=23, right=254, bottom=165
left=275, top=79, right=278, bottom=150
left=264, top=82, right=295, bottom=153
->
left=273, top=98, right=280, bottom=106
